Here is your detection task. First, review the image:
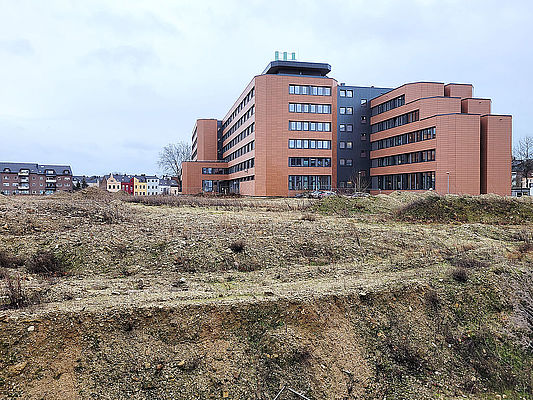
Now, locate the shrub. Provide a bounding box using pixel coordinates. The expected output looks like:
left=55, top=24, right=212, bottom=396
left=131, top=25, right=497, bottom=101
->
left=0, top=250, right=23, bottom=269
left=451, top=267, right=469, bottom=283
left=27, top=251, right=67, bottom=276
left=3, top=274, right=26, bottom=309
left=230, top=240, right=245, bottom=253
left=300, top=213, right=316, bottom=221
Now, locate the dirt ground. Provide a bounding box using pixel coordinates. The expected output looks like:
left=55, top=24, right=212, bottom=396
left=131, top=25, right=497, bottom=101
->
left=0, top=189, right=532, bottom=399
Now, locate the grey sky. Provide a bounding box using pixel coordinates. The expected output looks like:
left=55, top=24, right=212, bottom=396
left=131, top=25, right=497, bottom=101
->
left=0, top=0, right=531, bottom=176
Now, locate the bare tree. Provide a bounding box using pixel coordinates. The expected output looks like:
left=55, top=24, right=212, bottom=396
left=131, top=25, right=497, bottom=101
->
left=157, top=141, right=191, bottom=189
left=514, top=136, right=533, bottom=188
left=349, top=169, right=371, bottom=193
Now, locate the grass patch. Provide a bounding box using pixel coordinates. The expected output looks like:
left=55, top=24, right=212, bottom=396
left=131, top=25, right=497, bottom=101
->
left=27, top=250, right=69, bottom=276
left=397, top=194, right=533, bottom=224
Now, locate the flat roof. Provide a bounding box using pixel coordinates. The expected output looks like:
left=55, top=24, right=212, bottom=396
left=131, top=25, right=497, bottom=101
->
left=262, top=60, right=331, bottom=76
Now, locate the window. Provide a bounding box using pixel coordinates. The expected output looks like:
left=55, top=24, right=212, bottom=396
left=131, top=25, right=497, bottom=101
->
left=376, top=171, right=435, bottom=191
left=361, top=133, right=367, bottom=141
left=372, top=149, right=436, bottom=167
left=289, top=121, right=331, bottom=132
left=371, top=94, right=405, bottom=116
left=371, top=127, right=436, bottom=150
left=361, top=116, right=367, bottom=123
left=346, top=141, right=353, bottom=149
left=361, top=150, right=367, bottom=158
left=339, top=141, right=345, bottom=149
left=371, top=110, right=419, bottom=133
left=340, top=90, right=346, bottom=97
left=289, top=103, right=331, bottom=114
left=346, top=124, right=353, bottom=132
left=346, top=90, right=353, bottom=98
left=288, top=175, right=331, bottom=190
left=346, top=159, right=353, bottom=167
left=288, top=139, right=331, bottom=149
left=340, top=107, right=352, bottom=115
left=288, top=158, right=331, bottom=167
left=340, top=159, right=345, bottom=166
left=340, top=124, right=346, bottom=132
left=361, top=98, right=367, bottom=105
left=289, top=85, right=331, bottom=96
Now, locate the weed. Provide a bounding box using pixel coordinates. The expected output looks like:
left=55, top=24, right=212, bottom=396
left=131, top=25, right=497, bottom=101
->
left=451, top=267, right=469, bottom=283
left=27, top=250, right=68, bottom=276
left=230, top=240, right=245, bottom=253
left=2, top=274, right=26, bottom=309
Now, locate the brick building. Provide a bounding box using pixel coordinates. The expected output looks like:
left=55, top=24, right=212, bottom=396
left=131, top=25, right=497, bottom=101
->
left=0, top=162, right=73, bottom=195
left=181, top=60, right=512, bottom=196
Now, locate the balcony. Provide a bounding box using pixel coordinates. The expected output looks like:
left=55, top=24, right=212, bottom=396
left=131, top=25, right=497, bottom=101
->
left=18, top=170, right=29, bottom=176
left=46, top=178, right=57, bottom=183
left=19, top=177, right=29, bottom=183
left=18, top=184, right=30, bottom=190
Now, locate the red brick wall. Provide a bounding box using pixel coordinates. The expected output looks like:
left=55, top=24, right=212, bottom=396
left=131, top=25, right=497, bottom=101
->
left=444, top=84, right=473, bottom=99
left=461, top=98, right=491, bottom=115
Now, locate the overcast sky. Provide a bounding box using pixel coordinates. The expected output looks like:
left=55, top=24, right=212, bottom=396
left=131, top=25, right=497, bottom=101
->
left=0, top=0, right=531, bottom=176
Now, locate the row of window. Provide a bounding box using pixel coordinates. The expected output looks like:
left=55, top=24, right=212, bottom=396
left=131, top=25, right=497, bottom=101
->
left=339, top=141, right=353, bottom=149
left=228, top=158, right=255, bottom=174
left=222, top=87, right=255, bottom=130
left=289, top=121, right=331, bottom=132
left=371, top=110, right=419, bottom=134
left=339, top=89, right=353, bottom=98
left=371, top=127, right=436, bottom=150
left=339, top=107, right=353, bottom=115
left=289, top=85, right=332, bottom=96
left=288, top=139, right=331, bottom=149
left=222, top=105, right=255, bottom=142
left=1, top=175, right=70, bottom=180
left=224, top=140, right=255, bottom=162
left=222, top=123, right=254, bottom=154
left=373, top=149, right=436, bottom=168
left=339, top=124, right=353, bottom=132
left=202, top=167, right=227, bottom=175
left=2, top=182, right=70, bottom=187
left=288, top=175, right=331, bottom=190
left=376, top=171, right=435, bottom=191
left=339, top=159, right=353, bottom=167
left=289, top=103, right=331, bottom=114
left=371, top=94, right=405, bottom=116
left=288, top=157, right=331, bottom=167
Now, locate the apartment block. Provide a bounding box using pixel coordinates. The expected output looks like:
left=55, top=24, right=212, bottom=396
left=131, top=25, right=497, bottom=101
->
left=0, top=162, right=73, bottom=195
left=181, top=60, right=512, bottom=196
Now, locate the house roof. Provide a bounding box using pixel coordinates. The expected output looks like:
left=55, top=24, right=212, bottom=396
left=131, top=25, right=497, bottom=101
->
left=1, top=162, right=72, bottom=175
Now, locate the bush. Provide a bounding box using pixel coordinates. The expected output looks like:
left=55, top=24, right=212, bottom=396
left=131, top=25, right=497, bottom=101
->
left=451, top=267, right=469, bottom=283
left=300, top=213, right=316, bottom=221
left=3, top=274, right=26, bottom=309
left=27, top=251, right=67, bottom=276
left=230, top=240, right=245, bottom=253
left=0, top=250, right=24, bottom=269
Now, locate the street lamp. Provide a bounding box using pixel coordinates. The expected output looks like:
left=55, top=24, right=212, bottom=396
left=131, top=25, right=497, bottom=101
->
left=446, top=171, right=450, bottom=194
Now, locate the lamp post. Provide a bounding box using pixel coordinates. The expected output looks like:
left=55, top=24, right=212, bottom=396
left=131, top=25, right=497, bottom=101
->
left=446, top=171, right=450, bottom=194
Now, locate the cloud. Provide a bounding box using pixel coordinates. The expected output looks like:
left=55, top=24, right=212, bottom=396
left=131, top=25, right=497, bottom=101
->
left=83, top=45, right=159, bottom=70
left=88, top=9, right=179, bottom=36
left=0, top=39, right=34, bottom=56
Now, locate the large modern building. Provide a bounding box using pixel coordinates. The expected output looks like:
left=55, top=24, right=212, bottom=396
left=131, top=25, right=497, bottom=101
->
left=1, top=162, right=73, bottom=195
left=181, top=59, right=512, bottom=196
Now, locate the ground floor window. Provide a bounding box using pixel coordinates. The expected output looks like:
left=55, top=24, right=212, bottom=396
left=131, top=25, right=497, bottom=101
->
left=376, top=171, right=435, bottom=191
left=288, top=175, right=331, bottom=191
left=202, top=180, right=213, bottom=192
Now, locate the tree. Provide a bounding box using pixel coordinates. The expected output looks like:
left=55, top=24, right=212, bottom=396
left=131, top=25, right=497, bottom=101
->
left=514, top=136, right=533, bottom=188
left=349, top=169, right=371, bottom=193
left=157, top=141, right=191, bottom=189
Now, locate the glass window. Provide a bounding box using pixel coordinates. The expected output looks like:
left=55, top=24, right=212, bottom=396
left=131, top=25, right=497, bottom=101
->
left=289, top=104, right=295, bottom=112
left=346, top=142, right=353, bottom=149
left=340, top=141, right=345, bottom=149
left=361, top=99, right=367, bottom=105
left=340, top=90, right=346, bottom=97
left=347, top=90, right=353, bottom=97
left=347, top=124, right=353, bottom=132
left=346, top=159, right=353, bottom=166
left=340, top=159, right=345, bottom=166
left=340, top=124, right=346, bottom=132
left=346, top=107, right=353, bottom=114
left=340, top=107, right=345, bottom=114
